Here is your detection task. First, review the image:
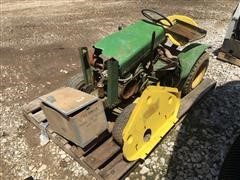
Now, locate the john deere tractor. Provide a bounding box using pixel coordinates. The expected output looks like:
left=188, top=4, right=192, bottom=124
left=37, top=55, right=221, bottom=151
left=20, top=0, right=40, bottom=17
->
left=38, top=9, right=210, bottom=161
left=67, top=9, right=209, bottom=108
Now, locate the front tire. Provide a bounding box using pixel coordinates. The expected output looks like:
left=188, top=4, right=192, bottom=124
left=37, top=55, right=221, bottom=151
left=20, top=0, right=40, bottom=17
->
left=112, top=104, right=135, bottom=146
left=66, top=73, right=85, bottom=90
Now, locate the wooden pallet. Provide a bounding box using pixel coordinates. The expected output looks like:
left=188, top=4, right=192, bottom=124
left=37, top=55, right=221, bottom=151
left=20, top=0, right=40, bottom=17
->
left=217, top=51, right=240, bottom=67
left=23, top=79, right=216, bottom=180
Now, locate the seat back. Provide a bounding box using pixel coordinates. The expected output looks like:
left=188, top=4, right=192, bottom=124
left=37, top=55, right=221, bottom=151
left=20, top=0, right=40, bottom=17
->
left=167, top=19, right=207, bottom=46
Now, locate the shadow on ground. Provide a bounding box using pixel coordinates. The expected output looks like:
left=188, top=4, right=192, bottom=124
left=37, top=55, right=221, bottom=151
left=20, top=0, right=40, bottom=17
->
left=166, top=81, right=240, bottom=179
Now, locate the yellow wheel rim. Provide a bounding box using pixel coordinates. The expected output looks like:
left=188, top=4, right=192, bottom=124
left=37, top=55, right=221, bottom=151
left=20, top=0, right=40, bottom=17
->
left=191, top=65, right=207, bottom=89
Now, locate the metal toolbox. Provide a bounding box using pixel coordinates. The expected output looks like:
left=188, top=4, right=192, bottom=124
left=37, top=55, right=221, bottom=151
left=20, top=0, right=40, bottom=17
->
left=40, top=87, right=108, bottom=148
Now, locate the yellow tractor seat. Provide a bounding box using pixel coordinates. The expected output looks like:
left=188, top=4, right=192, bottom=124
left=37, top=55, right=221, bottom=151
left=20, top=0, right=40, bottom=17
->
left=161, top=15, right=207, bottom=46
left=167, top=19, right=207, bottom=46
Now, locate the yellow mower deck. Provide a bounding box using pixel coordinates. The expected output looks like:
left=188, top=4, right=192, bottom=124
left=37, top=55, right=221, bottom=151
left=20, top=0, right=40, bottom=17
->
left=23, top=79, right=216, bottom=180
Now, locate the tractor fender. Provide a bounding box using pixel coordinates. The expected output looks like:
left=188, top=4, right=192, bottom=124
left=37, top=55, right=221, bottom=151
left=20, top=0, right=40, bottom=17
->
left=178, top=43, right=210, bottom=80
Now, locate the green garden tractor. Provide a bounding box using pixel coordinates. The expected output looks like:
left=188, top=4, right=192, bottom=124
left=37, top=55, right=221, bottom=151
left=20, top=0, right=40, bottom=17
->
left=67, top=9, right=209, bottom=109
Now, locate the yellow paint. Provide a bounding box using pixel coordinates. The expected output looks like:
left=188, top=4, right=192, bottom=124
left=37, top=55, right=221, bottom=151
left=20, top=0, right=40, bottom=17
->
left=161, top=15, right=198, bottom=46
left=191, top=64, right=207, bottom=89
left=122, top=86, right=180, bottom=161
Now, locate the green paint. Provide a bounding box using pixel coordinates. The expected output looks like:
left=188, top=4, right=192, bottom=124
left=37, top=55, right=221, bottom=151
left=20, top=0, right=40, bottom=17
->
left=79, top=47, right=93, bottom=85
left=107, top=59, right=120, bottom=108
left=94, top=20, right=165, bottom=74
left=153, top=60, right=168, bottom=71
left=178, top=43, right=210, bottom=79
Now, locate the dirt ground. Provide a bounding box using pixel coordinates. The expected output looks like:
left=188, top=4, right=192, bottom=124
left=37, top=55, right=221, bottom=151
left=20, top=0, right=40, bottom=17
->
left=1, top=0, right=240, bottom=179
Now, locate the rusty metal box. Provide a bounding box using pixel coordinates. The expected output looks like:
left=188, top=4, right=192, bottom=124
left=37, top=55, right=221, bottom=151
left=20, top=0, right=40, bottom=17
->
left=39, top=87, right=108, bottom=148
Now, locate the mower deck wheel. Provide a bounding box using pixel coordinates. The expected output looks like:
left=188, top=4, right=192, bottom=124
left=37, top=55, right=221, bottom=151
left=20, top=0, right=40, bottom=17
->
left=182, top=52, right=209, bottom=96
left=66, top=73, right=85, bottom=90
left=112, top=104, right=135, bottom=146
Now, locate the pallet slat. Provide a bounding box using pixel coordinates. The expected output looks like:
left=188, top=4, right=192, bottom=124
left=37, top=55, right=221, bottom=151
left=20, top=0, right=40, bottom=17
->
left=47, top=132, right=104, bottom=180
left=218, top=51, right=240, bottom=67
left=178, top=78, right=216, bottom=118
left=84, top=138, right=121, bottom=170
left=52, top=132, right=69, bottom=146
left=23, top=98, right=41, bottom=113
left=101, top=156, right=135, bottom=180
left=70, top=146, right=85, bottom=158
left=32, top=110, right=46, bottom=123
left=27, top=113, right=42, bottom=129
left=99, top=154, right=123, bottom=175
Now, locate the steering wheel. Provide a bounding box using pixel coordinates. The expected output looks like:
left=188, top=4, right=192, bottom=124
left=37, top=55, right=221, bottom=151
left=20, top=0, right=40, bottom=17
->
left=141, top=9, right=173, bottom=27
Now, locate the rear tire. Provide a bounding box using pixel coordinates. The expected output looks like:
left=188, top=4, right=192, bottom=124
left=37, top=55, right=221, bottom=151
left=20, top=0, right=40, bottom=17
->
left=112, top=104, right=135, bottom=146
left=182, top=52, right=209, bottom=96
left=66, top=73, right=85, bottom=90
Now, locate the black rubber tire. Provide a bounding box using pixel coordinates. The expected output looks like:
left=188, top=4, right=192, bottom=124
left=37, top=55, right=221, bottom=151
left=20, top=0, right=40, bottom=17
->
left=219, top=135, right=240, bottom=180
left=66, top=73, right=85, bottom=90
left=182, top=52, right=209, bottom=96
left=112, top=104, right=136, bottom=146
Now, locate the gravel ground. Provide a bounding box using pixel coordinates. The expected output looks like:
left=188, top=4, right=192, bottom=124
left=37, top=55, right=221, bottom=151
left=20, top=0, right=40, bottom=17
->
left=1, top=0, right=240, bottom=179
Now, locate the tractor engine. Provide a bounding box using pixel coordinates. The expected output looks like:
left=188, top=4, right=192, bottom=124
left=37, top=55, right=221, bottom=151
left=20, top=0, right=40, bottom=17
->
left=89, top=48, right=144, bottom=101
left=89, top=45, right=180, bottom=103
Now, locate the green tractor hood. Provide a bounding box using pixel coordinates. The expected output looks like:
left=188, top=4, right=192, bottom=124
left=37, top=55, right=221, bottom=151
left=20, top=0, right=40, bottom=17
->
left=94, top=20, right=165, bottom=74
